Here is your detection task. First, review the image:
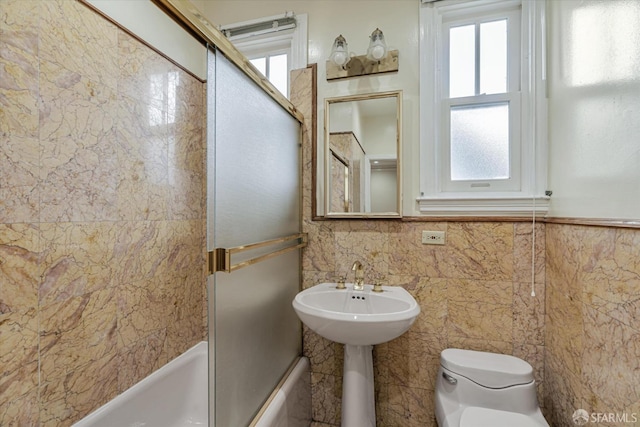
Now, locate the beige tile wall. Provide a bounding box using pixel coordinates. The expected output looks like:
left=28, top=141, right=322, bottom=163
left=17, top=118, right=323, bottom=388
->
left=291, top=68, right=546, bottom=427
left=544, top=224, right=640, bottom=427
left=300, top=220, right=546, bottom=427
left=0, top=1, right=207, bottom=425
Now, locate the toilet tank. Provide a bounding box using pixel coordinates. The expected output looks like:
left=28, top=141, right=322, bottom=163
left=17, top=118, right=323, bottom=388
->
left=435, top=349, right=541, bottom=423
left=440, top=349, right=534, bottom=388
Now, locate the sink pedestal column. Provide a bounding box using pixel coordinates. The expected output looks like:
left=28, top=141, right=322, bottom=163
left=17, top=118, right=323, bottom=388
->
left=342, top=344, right=376, bottom=427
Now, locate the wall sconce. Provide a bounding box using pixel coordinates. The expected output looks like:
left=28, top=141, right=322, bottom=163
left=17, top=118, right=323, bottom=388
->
left=327, top=28, right=399, bottom=81
left=366, top=28, right=387, bottom=61
left=329, top=34, right=350, bottom=67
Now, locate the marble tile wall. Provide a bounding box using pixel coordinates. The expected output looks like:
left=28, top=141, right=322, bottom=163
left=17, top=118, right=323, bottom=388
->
left=544, top=224, right=640, bottom=427
left=291, top=68, right=546, bottom=427
left=300, top=221, right=547, bottom=427
left=0, top=1, right=207, bottom=425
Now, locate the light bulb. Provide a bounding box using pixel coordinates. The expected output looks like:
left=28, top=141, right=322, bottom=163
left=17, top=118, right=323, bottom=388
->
left=370, top=45, right=385, bottom=60
left=332, top=51, right=348, bottom=66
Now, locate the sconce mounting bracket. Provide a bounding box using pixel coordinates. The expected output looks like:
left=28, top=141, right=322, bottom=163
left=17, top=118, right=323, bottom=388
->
left=326, top=49, right=399, bottom=81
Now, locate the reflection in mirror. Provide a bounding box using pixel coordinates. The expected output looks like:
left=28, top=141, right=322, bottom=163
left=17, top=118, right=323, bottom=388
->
left=330, top=150, right=350, bottom=212
left=324, top=91, right=402, bottom=218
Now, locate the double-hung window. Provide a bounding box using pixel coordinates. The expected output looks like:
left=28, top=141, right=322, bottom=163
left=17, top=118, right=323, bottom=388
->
left=221, top=12, right=308, bottom=98
left=419, top=0, right=548, bottom=216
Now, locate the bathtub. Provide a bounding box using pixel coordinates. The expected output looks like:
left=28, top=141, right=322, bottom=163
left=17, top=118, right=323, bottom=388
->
left=73, top=341, right=208, bottom=427
left=74, top=341, right=311, bottom=427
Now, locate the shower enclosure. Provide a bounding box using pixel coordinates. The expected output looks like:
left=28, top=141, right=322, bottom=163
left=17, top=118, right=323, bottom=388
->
left=206, top=47, right=304, bottom=426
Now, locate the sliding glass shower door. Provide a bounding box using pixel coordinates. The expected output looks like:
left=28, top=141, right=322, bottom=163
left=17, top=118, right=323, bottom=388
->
left=206, top=47, right=302, bottom=426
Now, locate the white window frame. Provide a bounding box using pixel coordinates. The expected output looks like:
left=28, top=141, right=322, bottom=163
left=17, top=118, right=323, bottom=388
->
left=442, top=8, right=521, bottom=192
left=221, top=13, right=308, bottom=98
left=419, top=0, right=549, bottom=216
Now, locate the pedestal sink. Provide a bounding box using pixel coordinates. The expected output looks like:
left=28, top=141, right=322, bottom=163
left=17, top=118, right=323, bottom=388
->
left=292, top=282, right=420, bottom=427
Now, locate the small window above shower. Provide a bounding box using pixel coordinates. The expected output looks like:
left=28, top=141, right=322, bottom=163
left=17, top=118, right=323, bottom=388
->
left=220, top=12, right=308, bottom=98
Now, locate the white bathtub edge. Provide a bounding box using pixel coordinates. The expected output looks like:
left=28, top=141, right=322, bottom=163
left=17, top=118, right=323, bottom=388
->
left=253, top=356, right=311, bottom=427
left=73, top=341, right=208, bottom=427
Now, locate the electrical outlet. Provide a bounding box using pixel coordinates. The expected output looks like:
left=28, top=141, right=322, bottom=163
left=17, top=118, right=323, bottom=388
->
left=422, top=230, right=445, bottom=245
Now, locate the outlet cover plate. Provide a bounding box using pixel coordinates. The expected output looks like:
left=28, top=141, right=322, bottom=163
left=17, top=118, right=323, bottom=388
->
left=422, top=230, right=445, bottom=245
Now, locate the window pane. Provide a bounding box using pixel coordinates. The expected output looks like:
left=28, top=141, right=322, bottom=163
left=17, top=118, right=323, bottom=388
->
left=450, top=103, right=509, bottom=180
left=250, top=57, right=267, bottom=76
left=449, top=24, right=476, bottom=98
left=480, top=20, right=507, bottom=94
left=269, top=53, right=288, bottom=96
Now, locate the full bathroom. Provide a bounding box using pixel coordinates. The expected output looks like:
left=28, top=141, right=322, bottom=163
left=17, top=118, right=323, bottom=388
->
left=1, top=1, right=639, bottom=427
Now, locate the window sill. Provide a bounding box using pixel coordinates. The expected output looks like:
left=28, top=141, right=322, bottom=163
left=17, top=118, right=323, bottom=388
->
left=417, top=195, right=550, bottom=217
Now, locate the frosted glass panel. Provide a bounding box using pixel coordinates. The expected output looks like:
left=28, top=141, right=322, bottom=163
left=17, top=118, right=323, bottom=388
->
left=214, top=252, right=300, bottom=427
left=449, top=24, right=476, bottom=98
left=450, top=103, right=510, bottom=180
left=480, top=20, right=507, bottom=95
left=210, top=51, right=301, bottom=426
left=214, top=54, right=300, bottom=248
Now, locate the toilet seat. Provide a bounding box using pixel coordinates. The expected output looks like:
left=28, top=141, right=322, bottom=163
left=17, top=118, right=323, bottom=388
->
left=460, top=407, right=544, bottom=427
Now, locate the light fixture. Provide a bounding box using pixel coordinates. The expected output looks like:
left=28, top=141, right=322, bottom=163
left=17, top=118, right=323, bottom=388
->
left=366, top=28, right=387, bottom=61
left=326, top=29, right=399, bottom=81
left=329, top=34, right=350, bottom=68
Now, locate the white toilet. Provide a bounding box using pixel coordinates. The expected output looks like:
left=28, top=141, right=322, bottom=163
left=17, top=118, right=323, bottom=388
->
left=434, top=348, right=549, bottom=427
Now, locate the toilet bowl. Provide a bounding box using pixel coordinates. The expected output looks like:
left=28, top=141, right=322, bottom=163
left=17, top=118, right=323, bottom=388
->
left=434, top=349, right=549, bottom=427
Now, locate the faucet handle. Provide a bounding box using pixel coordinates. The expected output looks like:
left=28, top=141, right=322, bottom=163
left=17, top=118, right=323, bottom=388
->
left=372, top=275, right=386, bottom=293
left=336, top=276, right=347, bottom=290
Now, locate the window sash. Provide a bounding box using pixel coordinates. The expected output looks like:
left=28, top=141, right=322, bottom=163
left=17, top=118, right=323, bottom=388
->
left=248, top=51, right=290, bottom=96
left=442, top=8, right=521, bottom=95
left=441, top=92, right=521, bottom=192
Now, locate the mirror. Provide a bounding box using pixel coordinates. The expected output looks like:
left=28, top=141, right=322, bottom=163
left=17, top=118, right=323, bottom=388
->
left=324, top=91, right=402, bottom=218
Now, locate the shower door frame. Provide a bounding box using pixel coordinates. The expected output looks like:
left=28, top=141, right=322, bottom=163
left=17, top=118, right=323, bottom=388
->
left=152, top=2, right=306, bottom=426
left=206, top=43, right=305, bottom=427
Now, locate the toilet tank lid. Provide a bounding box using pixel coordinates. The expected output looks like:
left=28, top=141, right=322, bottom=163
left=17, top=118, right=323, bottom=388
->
left=441, top=348, right=534, bottom=388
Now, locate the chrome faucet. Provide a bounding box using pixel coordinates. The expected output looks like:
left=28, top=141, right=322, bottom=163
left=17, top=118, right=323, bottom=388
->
left=351, top=261, right=365, bottom=291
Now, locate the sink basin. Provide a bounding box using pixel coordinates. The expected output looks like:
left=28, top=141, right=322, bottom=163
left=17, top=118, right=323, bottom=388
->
left=292, top=282, right=420, bottom=345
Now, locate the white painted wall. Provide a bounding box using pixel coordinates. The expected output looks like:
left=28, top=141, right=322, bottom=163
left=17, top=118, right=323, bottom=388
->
left=328, top=102, right=352, bottom=134
left=199, top=0, right=420, bottom=215
left=87, top=0, right=207, bottom=79
left=328, top=101, right=363, bottom=143
left=546, top=0, right=640, bottom=220
left=362, top=115, right=396, bottom=157
left=371, top=169, right=397, bottom=213
left=185, top=0, right=640, bottom=220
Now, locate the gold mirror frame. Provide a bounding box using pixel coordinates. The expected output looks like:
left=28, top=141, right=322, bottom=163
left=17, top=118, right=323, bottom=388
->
left=323, top=90, right=402, bottom=219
